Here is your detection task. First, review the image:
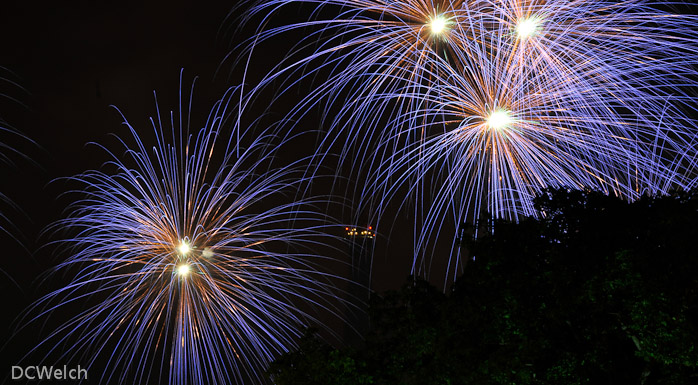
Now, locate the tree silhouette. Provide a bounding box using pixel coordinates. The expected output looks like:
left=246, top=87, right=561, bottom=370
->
left=269, top=189, right=698, bottom=384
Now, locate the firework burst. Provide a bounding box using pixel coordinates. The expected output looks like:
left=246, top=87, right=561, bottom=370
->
left=363, top=31, right=698, bottom=280
left=238, top=0, right=698, bottom=282
left=26, top=75, right=350, bottom=384
left=237, top=0, right=698, bottom=176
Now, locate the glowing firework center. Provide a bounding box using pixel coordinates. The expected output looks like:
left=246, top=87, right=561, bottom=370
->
left=174, top=240, right=214, bottom=276
left=486, top=109, right=513, bottom=130
left=177, top=263, right=191, bottom=277
left=176, top=240, right=192, bottom=277
left=516, top=17, right=542, bottom=39
left=428, top=15, right=449, bottom=35
left=177, top=241, right=191, bottom=255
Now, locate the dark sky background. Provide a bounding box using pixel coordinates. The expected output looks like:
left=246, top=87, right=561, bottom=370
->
left=0, top=0, right=421, bottom=375
left=1, top=0, right=697, bottom=382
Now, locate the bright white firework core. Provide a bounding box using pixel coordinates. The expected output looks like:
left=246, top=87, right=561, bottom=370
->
left=516, top=17, right=540, bottom=39
left=177, top=241, right=191, bottom=255
left=177, top=264, right=190, bottom=276
left=486, top=110, right=513, bottom=130
left=429, top=15, right=448, bottom=35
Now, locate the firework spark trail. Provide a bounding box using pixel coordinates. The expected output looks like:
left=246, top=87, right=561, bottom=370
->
left=0, top=67, right=33, bottom=249
left=0, top=67, right=29, bottom=164
left=25, top=74, right=352, bottom=385
left=237, top=0, right=698, bottom=282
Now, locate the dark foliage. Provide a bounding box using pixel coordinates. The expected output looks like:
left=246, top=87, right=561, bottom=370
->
left=269, top=189, right=698, bottom=384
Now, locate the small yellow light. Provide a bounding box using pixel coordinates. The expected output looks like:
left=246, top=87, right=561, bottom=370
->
left=486, top=109, right=513, bottom=130
left=177, top=264, right=190, bottom=277
left=177, top=241, right=191, bottom=255
left=202, top=247, right=214, bottom=258
left=429, top=15, right=449, bottom=35
left=516, top=17, right=541, bottom=39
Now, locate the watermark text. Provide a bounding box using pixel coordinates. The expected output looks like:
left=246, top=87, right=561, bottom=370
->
left=11, top=365, right=87, bottom=381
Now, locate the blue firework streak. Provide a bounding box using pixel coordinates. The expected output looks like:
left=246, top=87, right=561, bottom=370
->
left=238, top=0, right=698, bottom=281
left=0, top=67, right=28, bottom=164
left=28, top=75, right=350, bottom=384
left=0, top=67, right=31, bottom=245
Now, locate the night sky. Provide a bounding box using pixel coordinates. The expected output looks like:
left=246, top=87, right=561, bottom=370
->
left=4, top=1, right=696, bottom=383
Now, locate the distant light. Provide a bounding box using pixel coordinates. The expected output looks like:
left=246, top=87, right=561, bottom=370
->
left=486, top=109, right=513, bottom=130
left=177, top=241, right=191, bottom=255
left=429, top=15, right=448, bottom=35
left=177, top=264, right=191, bottom=277
left=516, top=17, right=541, bottom=39
left=202, top=247, right=213, bottom=258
